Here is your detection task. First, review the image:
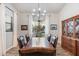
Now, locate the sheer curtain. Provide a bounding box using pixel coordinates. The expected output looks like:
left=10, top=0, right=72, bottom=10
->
left=28, top=14, right=32, bottom=38
left=45, top=14, right=50, bottom=37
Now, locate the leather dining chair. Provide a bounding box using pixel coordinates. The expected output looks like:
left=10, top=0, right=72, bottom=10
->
left=17, top=38, right=23, bottom=48
left=25, top=34, right=30, bottom=43
left=47, top=34, right=51, bottom=42
left=17, top=36, right=26, bottom=48
left=50, top=36, right=58, bottom=48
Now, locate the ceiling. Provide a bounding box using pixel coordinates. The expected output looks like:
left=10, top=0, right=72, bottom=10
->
left=12, top=3, right=66, bottom=13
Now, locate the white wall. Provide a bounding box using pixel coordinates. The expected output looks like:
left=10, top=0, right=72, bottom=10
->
left=17, top=12, right=29, bottom=36
left=60, top=3, right=79, bottom=20
left=49, top=13, right=59, bottom=36
left=0, top=4, right=2, bottom=55
left=59, top=3, right=79, bottom=44
left=13, top=10, right=18, bottom=47
left=0, top=4, right=6, bottom=55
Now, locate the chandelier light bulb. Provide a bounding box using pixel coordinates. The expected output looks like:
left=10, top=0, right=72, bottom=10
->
left=42, top=13, right=45, bottom=16
left=32, top=8, right=47, bottom=21
left=44, top=10, right=46, bottom=13
left=32, top=13, right=35, bottom=15
left=38, top=8, right=41, bottom=11
left=33, top=9, right=36, bottom=12
left=37, top=14, right=39, bottom=17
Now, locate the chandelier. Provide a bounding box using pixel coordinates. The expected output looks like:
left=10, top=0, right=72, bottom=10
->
left=32, top=3, right=47, bottom=22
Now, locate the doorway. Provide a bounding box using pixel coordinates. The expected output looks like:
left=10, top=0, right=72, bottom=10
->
left=5, top=6, right=14, bottom=50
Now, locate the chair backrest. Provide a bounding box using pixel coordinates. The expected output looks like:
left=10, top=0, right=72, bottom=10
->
left=50, top=36, right=58, bottom=48
left=53, top=37, right=58, bottom=48
left=25, top=35, right=30, bottom=43
left=17, top=38, right=23, bottom=48
left=47, top=35, right=51, bottom=42
left=17, top=36, right=25, bottom=48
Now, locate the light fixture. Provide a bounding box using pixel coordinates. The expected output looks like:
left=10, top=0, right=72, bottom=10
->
left=33, top=9, right=36, bottom=12
left=32, top=3, right=47, bottom=22
left=37, top=14, right=39, bottom=17
left=38, top=8, right=41, bottom=11
left=44, top=10, right=46, bottom=13
left=32, top=13, right=35, bottom=16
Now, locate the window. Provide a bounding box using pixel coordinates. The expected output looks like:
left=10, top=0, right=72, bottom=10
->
left=5, top=6, right=14, bottom=32
left=32, top=20, right=45, bottom=37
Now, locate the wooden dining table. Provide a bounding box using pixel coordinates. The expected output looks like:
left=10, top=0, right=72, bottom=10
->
left=19, top=37, right=56, bottom=56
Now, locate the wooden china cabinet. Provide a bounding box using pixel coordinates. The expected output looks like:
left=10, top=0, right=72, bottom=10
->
left=75, top=16, right=79, bottom=56
left=61, top=15, right=79, bottom=56
left=76, top=40, right=79, bottom=56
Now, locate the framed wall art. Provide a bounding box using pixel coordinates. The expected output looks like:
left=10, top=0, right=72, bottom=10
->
left=50, top=24, right=57, bottom=30
left=21, top=25, right=28, bottom=30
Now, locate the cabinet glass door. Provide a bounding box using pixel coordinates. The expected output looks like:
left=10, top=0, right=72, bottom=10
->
left=75, top=18, right=79, bottom=38
left=67, top=18, right=74, bottom=37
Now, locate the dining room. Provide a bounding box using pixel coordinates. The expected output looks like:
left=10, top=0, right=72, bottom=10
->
left=5, top=3, right=71, bottom=56
left=0, top=3, right=79, bottom=56
left=13, top=3, right=60, bottom=56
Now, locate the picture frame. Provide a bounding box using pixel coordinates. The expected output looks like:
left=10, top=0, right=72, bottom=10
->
left=50, top=24, right=57, bottom=30
left=21, top=25, right=28, bottom=30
